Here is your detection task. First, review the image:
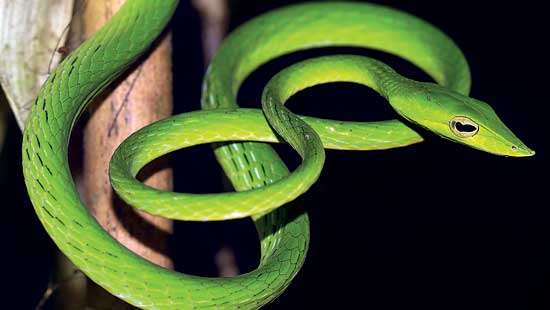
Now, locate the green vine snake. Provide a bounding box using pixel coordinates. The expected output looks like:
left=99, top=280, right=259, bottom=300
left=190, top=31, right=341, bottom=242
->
left=21, top=0, right=534, bottom=308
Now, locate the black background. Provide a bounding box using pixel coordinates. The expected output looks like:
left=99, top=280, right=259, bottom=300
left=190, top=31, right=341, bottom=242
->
left=1, top=0, right=547, bottom=309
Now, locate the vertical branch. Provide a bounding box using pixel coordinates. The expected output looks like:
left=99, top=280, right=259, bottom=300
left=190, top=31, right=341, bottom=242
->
left=78, top=0, right=174, bottom=267
left=68, top=0, right=175, bottom=307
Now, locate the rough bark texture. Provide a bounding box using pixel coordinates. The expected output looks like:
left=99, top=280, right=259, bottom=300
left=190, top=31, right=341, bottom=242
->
left=69, top=0, right=174, bottom=307
left=78, top=0, right=173, bottom=268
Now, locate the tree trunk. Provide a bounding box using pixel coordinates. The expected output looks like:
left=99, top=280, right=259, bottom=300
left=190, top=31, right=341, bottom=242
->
left=60, top=0, right=175, bottom=308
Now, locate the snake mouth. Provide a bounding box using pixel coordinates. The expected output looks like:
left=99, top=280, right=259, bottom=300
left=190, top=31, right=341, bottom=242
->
left=509, top=145, right=535, bottom=157
left=475, top=123, right=535, bottom=157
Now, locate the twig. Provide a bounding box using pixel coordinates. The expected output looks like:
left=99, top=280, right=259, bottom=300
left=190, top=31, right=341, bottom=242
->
left=191, top=0, right=240, bottom=278
left=192, top=0, right=229, bottom=64
left=35, top=270, right=85, bottom=310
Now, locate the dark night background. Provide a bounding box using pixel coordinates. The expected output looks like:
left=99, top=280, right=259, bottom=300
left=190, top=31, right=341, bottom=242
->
left=1, top=0, right=547, bottom=309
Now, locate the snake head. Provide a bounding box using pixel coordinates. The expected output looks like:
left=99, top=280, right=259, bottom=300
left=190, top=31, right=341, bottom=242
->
left=391, top=82, right=534, bottom=157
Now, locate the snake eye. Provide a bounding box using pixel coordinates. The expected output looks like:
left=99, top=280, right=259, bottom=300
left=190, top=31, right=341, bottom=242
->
left=450, top=116, right=479, bottom=138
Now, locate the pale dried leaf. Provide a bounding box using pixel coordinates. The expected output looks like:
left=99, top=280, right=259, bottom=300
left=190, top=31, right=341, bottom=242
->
left=0, top=0, right=74, bottom=130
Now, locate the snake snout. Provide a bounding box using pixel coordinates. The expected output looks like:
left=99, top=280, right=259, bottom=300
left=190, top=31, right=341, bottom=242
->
left=510, top=144, right=535, bottom=157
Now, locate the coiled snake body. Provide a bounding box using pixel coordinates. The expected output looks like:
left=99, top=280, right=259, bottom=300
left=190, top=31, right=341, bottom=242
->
left=22, top=1, right=533, bottom=308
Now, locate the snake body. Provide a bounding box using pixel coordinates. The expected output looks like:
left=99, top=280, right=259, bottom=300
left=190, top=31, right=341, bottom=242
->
left=22, top=1, right=533, bottom=309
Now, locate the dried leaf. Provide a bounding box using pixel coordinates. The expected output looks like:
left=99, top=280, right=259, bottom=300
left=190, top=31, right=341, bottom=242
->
left=0, top=0, right=74, bottom=130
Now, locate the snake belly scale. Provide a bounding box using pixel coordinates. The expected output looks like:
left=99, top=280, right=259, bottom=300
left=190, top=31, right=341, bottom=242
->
left=21, top=0, right=533, bottom=309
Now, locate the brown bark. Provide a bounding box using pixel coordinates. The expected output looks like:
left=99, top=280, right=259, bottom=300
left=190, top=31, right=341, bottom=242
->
left=64, top=0, right=174, bottom=308
left=79, top=0, right=173, bottom=268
